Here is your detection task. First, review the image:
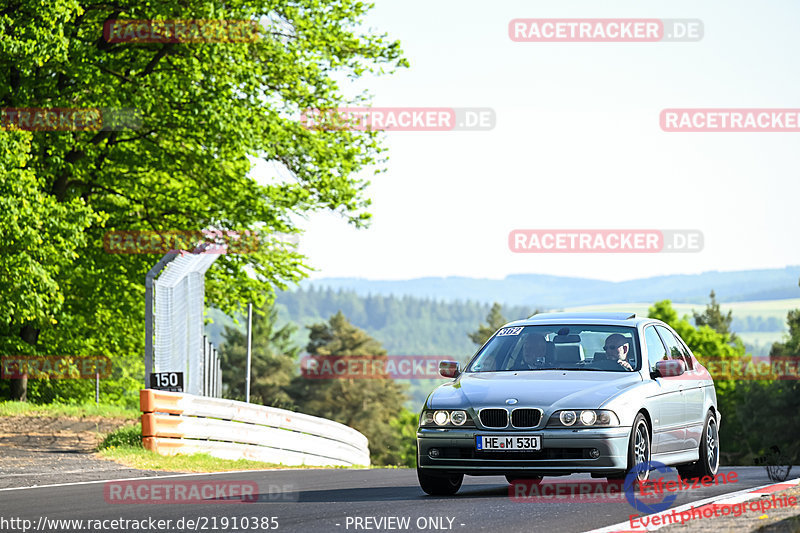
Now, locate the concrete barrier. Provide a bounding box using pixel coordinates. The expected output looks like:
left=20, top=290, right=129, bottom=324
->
left=140, top=389, right=370, bottom=467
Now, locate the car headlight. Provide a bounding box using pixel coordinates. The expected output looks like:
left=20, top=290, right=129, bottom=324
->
left=420, top=409, right=475, bottom=427
left=580, top=410, right=597, bottom=425
left=450, top=410, right=467, bottom=425
left=548, top=410, right=619, bottom=428
left=560, top=410, right=577, bottom=426
left=433, top=410, right=449, bottom=425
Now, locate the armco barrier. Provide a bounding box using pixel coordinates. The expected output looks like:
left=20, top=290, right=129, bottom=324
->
left=140, top=389, right=370, bottom=466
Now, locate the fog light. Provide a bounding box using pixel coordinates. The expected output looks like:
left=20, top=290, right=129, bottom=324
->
left=589, top=448, right=600, bottom=459
left=429, top=448, right=441, bottom=458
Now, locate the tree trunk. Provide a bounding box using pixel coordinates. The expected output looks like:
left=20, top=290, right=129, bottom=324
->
left=9, top=323, right=39, bottom=402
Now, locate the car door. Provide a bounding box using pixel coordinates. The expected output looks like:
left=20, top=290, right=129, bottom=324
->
left=644, top=325, right=685, bottom=454
left=656, top=326, right=705, bottom=451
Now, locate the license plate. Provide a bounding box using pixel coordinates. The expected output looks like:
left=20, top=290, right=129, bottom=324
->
left=476, top=435, right=541, bottom=451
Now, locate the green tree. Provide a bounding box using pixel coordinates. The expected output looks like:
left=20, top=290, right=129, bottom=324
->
left=770, top=310, right=800, bottom=357
left=287, top=311, right=408, bottom=466
left=693, top=290, right=736, bottom=341
left=0, top=0, right=406, bottom=402
left=0, top=130, right=97, bottom=400
left=748, top=286, right=800, bottom=465
left=390, top=408, right=418, bottom=468
left=468, top=302, right=507, bottom=346
left=218, top=303, right=299, bottom=409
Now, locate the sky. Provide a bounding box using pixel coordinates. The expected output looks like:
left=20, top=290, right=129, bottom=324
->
left=256, top=0, right=800, bottom=283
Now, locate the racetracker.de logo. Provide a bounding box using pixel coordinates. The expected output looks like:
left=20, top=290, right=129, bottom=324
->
left=661, top=109, right=800, bottom=132
left=103, top=230, right=264, bottom=254
left=1, top=356, right=111, bottom=379
left=700, top=357, right=800, bottom=380
left=508, top=230, right=703, bottom=253
left=300, top=355, right=447, bottom=379
left=301, top=107, right=495, bottom=132
left=510, top=480, right=649, bottom=503
left=0, top=108, right=140, bottom=131
left=103, top=19, right=259, bottom=43
left=508, top=19, right=703, bottom=42
left=104, top=480, right=260, bottom=504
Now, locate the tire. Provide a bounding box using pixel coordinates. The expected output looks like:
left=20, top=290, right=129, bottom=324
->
left=608, top=413, right=651, bottom=486
left=417, top=467, right=463, bottom=496
left=677, top=411, right=720, bottom=481
left=505, top=475, right=543, bottom=485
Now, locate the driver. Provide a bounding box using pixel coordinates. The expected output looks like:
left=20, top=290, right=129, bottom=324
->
left=603, top=333, right=634, bottom=371
left=513, top=334, right=548, bottom=370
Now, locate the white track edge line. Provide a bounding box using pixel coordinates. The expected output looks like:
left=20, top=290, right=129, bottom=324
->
left=585, top=477, right=800, bottom=533
left=0, top=467, right=371, bottom=492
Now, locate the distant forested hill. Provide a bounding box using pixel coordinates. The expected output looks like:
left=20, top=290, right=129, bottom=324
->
left=207, top=288, right=534, bottom=357
left=274, top=287, right=534, bottom=357
left=301, top=266, right=800, bottom=308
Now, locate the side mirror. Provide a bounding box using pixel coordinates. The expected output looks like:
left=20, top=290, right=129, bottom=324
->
left=439, top=360, right=460, bottom=379
left=654, top=359, right=686, bottom=378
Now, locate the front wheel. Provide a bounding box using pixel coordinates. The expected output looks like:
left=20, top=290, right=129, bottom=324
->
left=609, top=413, right=651, bottom=486
left=417, top=467, right=463, bottom=496
left=678, top=411, right=719, bottom=481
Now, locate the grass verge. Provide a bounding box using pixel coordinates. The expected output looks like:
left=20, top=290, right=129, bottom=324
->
left=0, top=401, right=138, bottom=419
left=97, top=424, right=366, bottom=472
left=97, top=446, right=326, bottom=472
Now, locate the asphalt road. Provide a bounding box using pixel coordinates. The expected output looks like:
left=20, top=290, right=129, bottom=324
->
left=0, top=467, right=789, bottom=533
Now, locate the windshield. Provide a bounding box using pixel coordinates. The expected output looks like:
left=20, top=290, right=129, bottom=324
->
left=466, top=325, right=640, bottom=373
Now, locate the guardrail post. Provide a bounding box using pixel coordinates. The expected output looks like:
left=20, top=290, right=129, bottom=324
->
left=216, top=352, right=221, bottom=397
left=246, top=302, right=252, bottom=403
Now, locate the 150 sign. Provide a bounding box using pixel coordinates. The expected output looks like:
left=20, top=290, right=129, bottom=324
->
left=150, top=372, right=184, bottom=392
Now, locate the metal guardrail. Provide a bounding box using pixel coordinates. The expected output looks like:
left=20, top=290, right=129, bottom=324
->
left=140, top=389, right=370, bottom=467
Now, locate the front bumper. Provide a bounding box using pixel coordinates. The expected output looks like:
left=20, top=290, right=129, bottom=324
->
left=417, top=426, right=631, bottom=476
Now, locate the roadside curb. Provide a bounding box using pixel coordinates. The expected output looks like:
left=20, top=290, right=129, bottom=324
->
left=587, top=477, right=800, bottom=532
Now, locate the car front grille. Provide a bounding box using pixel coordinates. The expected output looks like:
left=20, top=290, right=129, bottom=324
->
left=511, top=409, right=541, bottom=428
left=479, top=408, right=508, bottom=428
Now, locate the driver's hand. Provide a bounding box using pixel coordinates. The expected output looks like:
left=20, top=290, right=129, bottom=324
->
left=617, top=359, right=633, bottom=371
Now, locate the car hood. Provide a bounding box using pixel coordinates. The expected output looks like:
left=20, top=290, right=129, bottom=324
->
left=428, top=370, right=642, bottom=410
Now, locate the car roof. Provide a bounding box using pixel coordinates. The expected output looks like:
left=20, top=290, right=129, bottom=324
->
left=504, top=311, right=659, bottom=328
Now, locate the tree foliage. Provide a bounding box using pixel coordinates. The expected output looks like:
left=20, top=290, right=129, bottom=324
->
left=272, top=287, right=534, bottom=356
left=693, top=290, right=736, bottom=340
left=287, top=311, right=408, bottom=466
left=770, top=309, right=800, bottom=357
left=218, top=302, right=299, bottom=409
left=390, top=408, right=418, bottom=468
left=468, top=302, right=507, bottom=347
left=0, top=0, right=406, bottom=402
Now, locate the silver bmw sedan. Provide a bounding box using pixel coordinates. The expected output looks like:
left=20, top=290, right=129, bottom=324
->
left=416, top=312, right=720, bottom=495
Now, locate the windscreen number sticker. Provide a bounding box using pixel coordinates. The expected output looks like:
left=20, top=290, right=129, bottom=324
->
left=496, top=327, right=524, bottom=336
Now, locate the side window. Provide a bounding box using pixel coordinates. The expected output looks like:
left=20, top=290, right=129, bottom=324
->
left=644, top=326, right=668, bottom=372
left=675, top=337, right=695, bottom=369
left=655, top=326, right=690, bottom=368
